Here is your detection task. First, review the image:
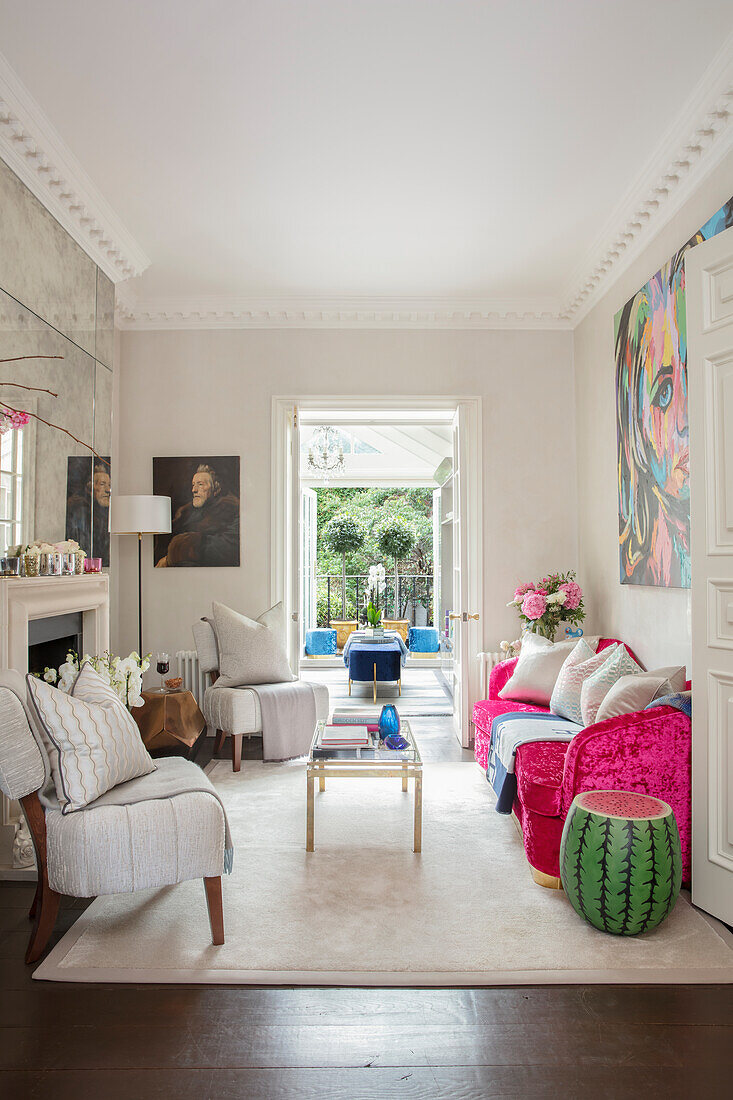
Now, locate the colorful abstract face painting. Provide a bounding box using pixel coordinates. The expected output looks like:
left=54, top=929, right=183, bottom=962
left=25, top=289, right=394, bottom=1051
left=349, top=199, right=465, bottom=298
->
left=615, top=197, right=733, bottom=588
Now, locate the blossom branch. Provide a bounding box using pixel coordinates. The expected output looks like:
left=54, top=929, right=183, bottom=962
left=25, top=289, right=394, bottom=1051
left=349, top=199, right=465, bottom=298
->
left=0, top=380, right=59, bottom=398
left=0, top=400, right=104, bottom=463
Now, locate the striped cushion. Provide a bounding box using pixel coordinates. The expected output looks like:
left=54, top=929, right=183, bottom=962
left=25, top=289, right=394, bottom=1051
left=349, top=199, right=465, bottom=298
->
left=550, top=640, right=618, bottom=725
left=580, top=645, right=643, bottom=726
left=26, top=663, right=155, bottom=814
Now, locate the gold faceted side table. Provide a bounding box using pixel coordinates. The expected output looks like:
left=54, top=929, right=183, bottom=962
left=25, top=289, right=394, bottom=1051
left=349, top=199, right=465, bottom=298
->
left=132, top=689, right=206, bottom=758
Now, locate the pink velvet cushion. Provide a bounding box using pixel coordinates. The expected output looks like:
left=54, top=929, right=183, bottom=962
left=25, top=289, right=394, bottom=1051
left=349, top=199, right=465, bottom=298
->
left=515, top=741, right=568, bottom=818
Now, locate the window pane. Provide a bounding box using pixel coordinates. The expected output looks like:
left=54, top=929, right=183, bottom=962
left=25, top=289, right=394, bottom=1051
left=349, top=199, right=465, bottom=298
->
left=0, top=472, right=12, bottom=521
left=0, top=432, right=11, bottom=470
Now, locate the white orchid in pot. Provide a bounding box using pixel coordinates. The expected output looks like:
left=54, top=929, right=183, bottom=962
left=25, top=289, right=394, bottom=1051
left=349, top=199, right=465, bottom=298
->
left=40, top=650, right=151, bottom=709
left=365, top=563, right=386, bottom=628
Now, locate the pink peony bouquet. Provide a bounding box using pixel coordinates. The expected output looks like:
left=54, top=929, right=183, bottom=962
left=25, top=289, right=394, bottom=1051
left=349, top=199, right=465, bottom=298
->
left=508, top=570, right=585, bottom=640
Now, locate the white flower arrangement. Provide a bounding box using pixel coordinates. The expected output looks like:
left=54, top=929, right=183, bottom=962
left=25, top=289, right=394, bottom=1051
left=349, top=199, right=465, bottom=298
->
left=39, top=650, right=151, bottom=709
left=10, top=538, right=85, bottom=557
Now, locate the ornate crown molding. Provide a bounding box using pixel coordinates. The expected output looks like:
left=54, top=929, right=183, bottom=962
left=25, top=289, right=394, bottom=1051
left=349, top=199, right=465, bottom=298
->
left=0, top=50, right=149, bottom=284
left=115, top=294, right=569, bottom=331
left=560, top=32, right=733, bottom=325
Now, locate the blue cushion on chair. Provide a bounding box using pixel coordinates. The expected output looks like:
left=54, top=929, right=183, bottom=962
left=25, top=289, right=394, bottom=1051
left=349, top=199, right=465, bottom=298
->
left=305, top=628, right=337, bottom=656
left=408, top=627, right=440, bottom=653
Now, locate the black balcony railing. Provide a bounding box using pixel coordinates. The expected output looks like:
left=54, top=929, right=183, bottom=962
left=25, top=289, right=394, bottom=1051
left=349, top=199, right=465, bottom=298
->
left=316, top=573, right=433, bottom=628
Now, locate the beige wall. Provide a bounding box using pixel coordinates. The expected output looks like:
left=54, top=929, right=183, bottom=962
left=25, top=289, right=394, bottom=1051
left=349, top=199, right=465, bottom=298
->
left=574, top=148, right=733, bottom=671
left=116, top=327, right=576, bottom=661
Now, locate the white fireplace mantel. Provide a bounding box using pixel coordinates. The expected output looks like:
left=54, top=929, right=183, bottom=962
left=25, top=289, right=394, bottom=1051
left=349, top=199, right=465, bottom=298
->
left=0, top=574, right=110, bottom=878
left=0, top=574, right=110, bottom=674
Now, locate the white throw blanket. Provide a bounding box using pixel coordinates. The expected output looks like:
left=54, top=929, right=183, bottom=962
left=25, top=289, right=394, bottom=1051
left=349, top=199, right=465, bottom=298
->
left=248, top=680, right=317, bottom=762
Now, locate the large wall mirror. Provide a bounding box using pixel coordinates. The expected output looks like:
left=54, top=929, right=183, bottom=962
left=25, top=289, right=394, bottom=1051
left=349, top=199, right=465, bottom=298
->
left=0, top=285, right=111, bottom=565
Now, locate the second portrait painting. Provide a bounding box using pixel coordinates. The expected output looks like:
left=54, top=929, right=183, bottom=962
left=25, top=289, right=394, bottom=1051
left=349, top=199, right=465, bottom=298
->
left=153, top=456, right=240, bottom=567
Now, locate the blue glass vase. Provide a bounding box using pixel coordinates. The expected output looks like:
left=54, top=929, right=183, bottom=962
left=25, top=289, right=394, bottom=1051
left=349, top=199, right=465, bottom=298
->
left=378, top=704, right=400, bottom=739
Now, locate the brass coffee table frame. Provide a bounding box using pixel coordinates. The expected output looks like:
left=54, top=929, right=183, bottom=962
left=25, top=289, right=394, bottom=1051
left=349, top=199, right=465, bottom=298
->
left=306, top=720, right=422, bottom=853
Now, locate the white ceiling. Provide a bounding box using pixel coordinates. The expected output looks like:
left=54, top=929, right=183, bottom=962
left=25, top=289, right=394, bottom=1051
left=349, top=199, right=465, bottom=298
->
left=0, top=1, right=732, bottom=321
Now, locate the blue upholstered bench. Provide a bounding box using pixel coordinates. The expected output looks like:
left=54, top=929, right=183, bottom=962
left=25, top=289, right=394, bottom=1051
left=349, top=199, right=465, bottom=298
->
left=347, top=640, right=402, bottom=703
left=408, top=627, right=440, bottom=654
left=305, top=628, right=337, bottom=656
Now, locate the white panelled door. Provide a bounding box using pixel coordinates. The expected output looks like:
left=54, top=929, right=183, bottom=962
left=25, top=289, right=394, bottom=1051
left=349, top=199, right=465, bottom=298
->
left=450, top=402, right=482, bottom=747
left=286, top=406, right=301, bottom=670
left=687, top=225, right=733, bottom=925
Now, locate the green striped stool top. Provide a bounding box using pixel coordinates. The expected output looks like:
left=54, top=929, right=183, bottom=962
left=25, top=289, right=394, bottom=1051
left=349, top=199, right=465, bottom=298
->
left=560, top=789, right=682, bottom=936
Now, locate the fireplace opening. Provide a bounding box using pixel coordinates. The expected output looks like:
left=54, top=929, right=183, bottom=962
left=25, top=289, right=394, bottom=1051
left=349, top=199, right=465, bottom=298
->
left=28, top=613, right=84, bottom=678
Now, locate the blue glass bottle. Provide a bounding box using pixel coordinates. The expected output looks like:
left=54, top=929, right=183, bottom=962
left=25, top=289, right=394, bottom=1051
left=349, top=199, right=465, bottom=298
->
left=378, top=704, right=400, bottom=739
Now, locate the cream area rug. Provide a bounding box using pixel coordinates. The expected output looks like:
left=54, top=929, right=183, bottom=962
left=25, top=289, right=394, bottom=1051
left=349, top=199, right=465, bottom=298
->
left=34, top=760, right=733, bottom=984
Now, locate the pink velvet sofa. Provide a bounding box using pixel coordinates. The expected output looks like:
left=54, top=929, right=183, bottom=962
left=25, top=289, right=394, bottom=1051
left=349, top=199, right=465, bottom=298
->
left=472, top=639, right=692, bottom=887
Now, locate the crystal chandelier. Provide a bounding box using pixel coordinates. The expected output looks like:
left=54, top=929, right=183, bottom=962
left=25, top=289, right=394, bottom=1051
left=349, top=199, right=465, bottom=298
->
left=306, top=426, right=345, bottom=479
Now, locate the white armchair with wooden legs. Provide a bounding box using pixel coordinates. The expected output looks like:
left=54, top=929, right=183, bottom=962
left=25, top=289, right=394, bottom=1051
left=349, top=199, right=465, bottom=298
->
left=193, top=618, right=329, bottom=772
left=0, top=670, right=228, bottom=963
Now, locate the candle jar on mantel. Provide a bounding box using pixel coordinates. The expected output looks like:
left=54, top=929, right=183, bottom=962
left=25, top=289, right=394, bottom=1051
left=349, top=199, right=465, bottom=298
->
left=23, top=553, right=39, bottom=577
left=73, top=551, right=85, bottom=574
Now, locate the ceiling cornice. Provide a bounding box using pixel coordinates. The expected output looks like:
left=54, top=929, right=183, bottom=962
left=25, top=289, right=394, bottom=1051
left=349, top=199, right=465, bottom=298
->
left=0, top=50, right=150, bottom=285
left=115, top=294, right=569, bottom=331
left=560, top=31, right=733, bottom=325
left=117, top=33, right=733, bottom=332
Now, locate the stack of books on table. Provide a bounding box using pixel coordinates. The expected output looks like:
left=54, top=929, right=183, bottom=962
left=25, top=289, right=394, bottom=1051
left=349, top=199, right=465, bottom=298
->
left=318, top=723, right=371, bottom=749
left=330, top=710, right=380, bottom=733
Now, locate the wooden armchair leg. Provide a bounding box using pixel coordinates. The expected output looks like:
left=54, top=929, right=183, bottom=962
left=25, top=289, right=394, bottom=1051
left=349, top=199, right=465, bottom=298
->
left=20, top=792, right=62, bottom=964
left=26, top=879, right=61, bottom=963
left=214, top=728, right=226, bottom=756
left=28, top=878, right=41, bottom=920
left=204, top=876, right=224, bottom=945
left=231, top=733, right=242, bottom=772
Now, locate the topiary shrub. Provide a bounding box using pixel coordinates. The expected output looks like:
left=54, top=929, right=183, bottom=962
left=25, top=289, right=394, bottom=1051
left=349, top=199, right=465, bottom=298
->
left=377, top=520, right=415, bottom=617
left=324, top=515, right=364, bottom=617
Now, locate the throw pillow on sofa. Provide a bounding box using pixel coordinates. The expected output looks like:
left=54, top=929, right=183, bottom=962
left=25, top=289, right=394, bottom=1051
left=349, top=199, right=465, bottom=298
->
left=550, top=639, right=618, bottom=725
left=498, top=633, right=599, bottom=707
left=211, top=600, right=295, bottom=688
left=27, top=663, right=156, bottom=814
left=595, top=666, right=686, bottom=722
left=580, top=645, right=643, bottom=726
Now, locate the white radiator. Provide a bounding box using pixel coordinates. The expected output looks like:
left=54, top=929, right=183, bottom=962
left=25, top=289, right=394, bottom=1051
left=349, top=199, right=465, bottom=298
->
left=176, top=650, right=208, bottom=706
left=477, top=651, right=504, bottom=698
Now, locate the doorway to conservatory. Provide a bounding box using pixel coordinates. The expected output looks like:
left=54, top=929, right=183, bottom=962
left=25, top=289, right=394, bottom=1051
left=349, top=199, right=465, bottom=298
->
left=272, top=397, right=482, bottom=747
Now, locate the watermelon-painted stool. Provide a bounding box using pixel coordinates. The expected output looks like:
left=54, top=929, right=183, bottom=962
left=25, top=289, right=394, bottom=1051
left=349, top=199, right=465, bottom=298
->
left=560, top=790, right=682, bottom=935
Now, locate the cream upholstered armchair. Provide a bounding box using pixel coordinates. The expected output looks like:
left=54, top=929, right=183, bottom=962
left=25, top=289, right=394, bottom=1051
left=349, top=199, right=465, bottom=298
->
left=192, top=618, right=329, bottom=771
left=0, top=670, right=228, bottom=963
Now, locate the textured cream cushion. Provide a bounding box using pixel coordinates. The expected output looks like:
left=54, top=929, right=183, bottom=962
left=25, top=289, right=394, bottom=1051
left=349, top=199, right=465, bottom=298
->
left=580, top=645, right=643, bottom=726
left=595, top=667, right=686, bottom=723
left=498, top=634, right=598, bottom=707
left=550, top=640, right=618, bottom=724
left=27, top=664, right=155, bottom=814
left=211, top=601, right=294, bottom=688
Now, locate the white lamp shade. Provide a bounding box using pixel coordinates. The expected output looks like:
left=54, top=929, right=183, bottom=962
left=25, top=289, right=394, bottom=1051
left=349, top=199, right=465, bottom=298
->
left=110, top=495, right=171, bottom=535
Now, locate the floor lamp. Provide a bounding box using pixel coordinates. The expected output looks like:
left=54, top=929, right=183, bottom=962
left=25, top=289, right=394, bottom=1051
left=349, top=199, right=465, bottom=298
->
left=110, top=495, right=171, bottom=656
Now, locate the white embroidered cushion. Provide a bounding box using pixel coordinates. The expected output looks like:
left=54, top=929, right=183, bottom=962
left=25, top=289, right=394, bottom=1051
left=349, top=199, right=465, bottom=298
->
left=550, top=640, right=619, bottom=725
left=595, top=666, right=686, bottom=723
left=27, top=663, right=155, bottom=814
left=211, top=601, right=295, bottom=688
left=498, top=633, right=599, bottom=708
left=580, top=645, right=643, bottom=726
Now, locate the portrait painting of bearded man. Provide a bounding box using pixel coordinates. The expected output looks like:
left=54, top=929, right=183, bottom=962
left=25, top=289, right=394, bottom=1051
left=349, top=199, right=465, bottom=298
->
left=153, top=456, right=240, bottom=567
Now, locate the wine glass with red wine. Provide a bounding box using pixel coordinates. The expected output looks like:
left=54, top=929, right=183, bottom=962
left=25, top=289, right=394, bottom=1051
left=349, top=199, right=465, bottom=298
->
left=156, top=652, right=170, bottom=693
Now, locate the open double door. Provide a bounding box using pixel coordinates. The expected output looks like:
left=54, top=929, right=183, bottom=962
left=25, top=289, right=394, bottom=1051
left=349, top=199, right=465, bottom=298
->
left=278, top=400, right=482, bottom=747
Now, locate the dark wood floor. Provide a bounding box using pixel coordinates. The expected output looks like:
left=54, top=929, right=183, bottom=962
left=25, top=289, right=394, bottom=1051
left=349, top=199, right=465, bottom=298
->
left=1, top=733, right=732, bottom=1098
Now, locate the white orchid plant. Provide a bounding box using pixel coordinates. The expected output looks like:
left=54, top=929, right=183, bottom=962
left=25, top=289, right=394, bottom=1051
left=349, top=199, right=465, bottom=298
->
left=365, top=563, right=386, bottom=627
left=40, top=650, right=151, bottom=709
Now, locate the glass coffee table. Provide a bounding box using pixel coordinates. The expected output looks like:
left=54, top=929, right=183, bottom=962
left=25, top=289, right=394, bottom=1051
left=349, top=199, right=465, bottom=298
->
left=306, top=719, right=422, bottom=853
